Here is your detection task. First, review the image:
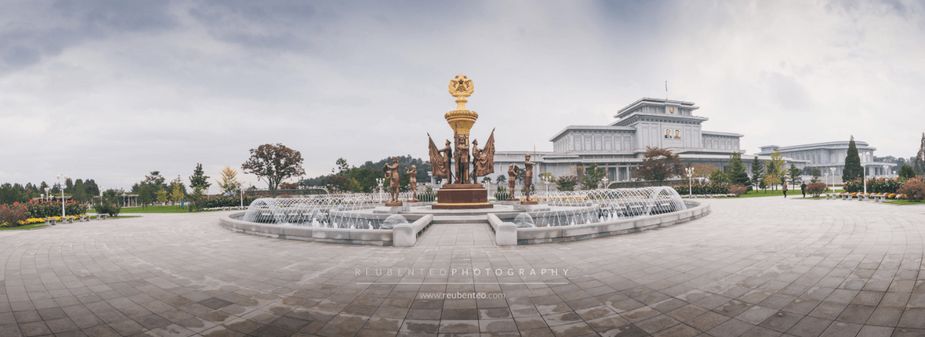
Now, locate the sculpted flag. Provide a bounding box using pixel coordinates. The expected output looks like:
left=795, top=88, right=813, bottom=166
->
left=476, top=128, right=496, bottom=177
left=428, top=134, right=448, bottom=178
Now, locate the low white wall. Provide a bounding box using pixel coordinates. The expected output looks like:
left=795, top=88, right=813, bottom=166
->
left=486, top=214, right=517, bottom=246
left=514, top=202, right=710, bottom=245
left=220, top=212, right=433, bottom=246
left=393, top=214, right=434, bottom=247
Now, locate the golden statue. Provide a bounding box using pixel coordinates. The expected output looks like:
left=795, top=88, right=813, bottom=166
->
left=507, top=164, right=518, bottom=200
left=427, top=134, right=452, bottom=182
left=385, top=157, right=402, bottom=206
left=428, top=74, right=494, bottom=209
left=522, top=154, right=536, bottom=204
left=406, top=165, right=418, bottom=201
left=471, top=128, right=495, bottom=183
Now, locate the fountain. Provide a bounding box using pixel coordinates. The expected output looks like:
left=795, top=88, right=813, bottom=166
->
left=222, top=75, right=707, bottom=246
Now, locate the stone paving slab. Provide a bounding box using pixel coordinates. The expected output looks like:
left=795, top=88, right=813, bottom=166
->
left=0, top=198, right=924, bottom=336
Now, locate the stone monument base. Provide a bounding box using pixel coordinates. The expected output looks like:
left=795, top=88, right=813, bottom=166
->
left=384, top=200, right=403, bottom=207
left=433, top=183, right=493, bottom=209
left=520, top=198, right=538, bottom=205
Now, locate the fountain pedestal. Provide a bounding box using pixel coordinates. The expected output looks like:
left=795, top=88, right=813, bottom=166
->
left=433, top=184, right=493, bottom=209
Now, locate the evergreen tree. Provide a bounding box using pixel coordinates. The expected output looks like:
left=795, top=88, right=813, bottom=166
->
left=750, top=156, right=764, bottom=189
left=842, top=136, right=863, bottom=182
left=788, top=164, right=801, bottom=187
left=189, top=163, right=211, bottom=192
left=899, top=164, right=916, bottom=180
left=726, top=153, right=750, bottom=186
left=580, top=164, right=606, bottom=189
left=915, top=133, right=925, bottom=175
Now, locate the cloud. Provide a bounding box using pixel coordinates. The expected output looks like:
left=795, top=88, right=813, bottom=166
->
left=0, top=0, right=175, bottom=73
left=0, top=0, right=923, bottom=191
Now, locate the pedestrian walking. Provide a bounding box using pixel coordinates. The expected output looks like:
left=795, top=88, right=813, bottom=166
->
left=782, top=181, right=788, bottom=198
left=801, top=182, right=807, bottom=198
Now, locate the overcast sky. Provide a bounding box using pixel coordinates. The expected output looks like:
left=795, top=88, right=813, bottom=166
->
left=1, top=0, right=924, bottom=191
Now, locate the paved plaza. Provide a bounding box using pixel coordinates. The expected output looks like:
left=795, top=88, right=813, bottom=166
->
left=2, top=199, right=925, bottom=337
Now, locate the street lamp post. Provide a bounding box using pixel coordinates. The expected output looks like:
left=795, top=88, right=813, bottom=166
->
left=829, top=167, right=837, bottom=194
left=862, top=165, right=867, bottom=195
left=684, top=167, right=694, bottom=198
left=56, top=174, right=66, bottom=218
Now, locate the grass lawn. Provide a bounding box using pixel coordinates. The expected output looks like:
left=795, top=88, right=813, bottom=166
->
left=0, top=223, right=48, bottom=231
left=119, top=205, right=190, bottom=214
left=739, top=189, right=802, bottom=198
left=885, top=199, right=925, bottom=205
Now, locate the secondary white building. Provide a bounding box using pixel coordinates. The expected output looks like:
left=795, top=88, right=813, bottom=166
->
left=758, top=140, right=895, bottom=184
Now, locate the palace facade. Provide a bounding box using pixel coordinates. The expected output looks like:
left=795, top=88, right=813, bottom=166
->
left=493, top=98, right=791, bottom=183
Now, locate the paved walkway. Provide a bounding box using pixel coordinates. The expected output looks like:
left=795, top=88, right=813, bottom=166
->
left=1, top=198, right=925, bottom=337
left=416, top=222, right=495, bottom=247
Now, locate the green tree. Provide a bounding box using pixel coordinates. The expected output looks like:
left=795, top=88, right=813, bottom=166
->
left=750, top=156, right=764, bottom=189
left=189, top=163, right=211, bottom=211
left=242, top=143, right=306, bottom=194
left=555, top=176, right=578, bottom=191
left=93, top=189, right=122, bottom=217
left=726, top=153, right=750, bottom=186
left=132, top=171, right=166, bottom=206
left=809, top=167, right=822, bottom=183
left=764, top=150, right=784, bottom=190
left=169, top=180, right=185, bottom=205
left=842, top=136, right=863, bottom=182
left=580, top=164, right=606, bottom=189
left=217, top=167, right=241, bottom=195
left=636, top=147, right=681, bottom=182
left=189, top=163, right=211, bottom=192
left=709, top=170, right=728, bottom=184
left=788, top=164, right=801, bottom=188
left=156, top=188, right=168, bottom=204
left=899, top=164, right=916, bottom=180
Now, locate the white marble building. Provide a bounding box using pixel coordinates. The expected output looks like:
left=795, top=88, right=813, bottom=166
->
left=493, top=98, right=788, bottom=183
left=758, top=141, right=895, bottom=184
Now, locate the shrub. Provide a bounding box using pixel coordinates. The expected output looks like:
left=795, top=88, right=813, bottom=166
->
left=26, top=200, right=87, bottom=218
left=899, top=178, right=925, bottom=201
left=727, top=184, right=748, bottom=196
left=805, top=182, right=827, bottom=197
left=417, top=190, right=436, bottom=202
left=494, top=186, right=511, bottom=201
left=0, top=202, right=29, bottom=226
left=673, top=182, right=729, bottom=195
left=94, top=189, right=122, bottom=216
left=196, top=195, right=256, bottom=209
left=555, top=176, right=577, bottom=191
left=843, top=178, right=901, bottom=194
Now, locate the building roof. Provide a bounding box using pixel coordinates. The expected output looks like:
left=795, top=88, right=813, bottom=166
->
left=549, top=125, right=635, bottom=142
left=701, top=130, right=744, bottom=138
left=615, top=97, right=698, bottom=119
left=758, top=140, right=874, bottom=154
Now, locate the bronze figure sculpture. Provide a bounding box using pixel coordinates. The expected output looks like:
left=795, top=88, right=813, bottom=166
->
left=385, top=157, right=402, bottom=206
left=471, top=128, right=495, bottom=184
left=427, top=74, right=494, bottom=209
left=406, top=164, right=417, bottom=201
left=427, top=134, right=452, bottom=183
left=522, top=154, right=536, bottom=204
left=455, top=135, right=469, bottom=184
left=507, top=164, right=518, bottom=201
